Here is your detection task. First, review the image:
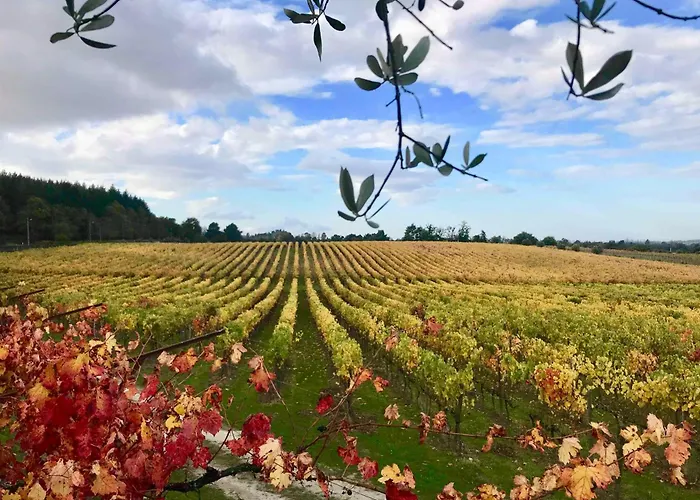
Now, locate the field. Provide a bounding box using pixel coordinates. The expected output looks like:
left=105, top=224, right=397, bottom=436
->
left=605, top=249, right=700, bottom=266
left=3, top=241, right=700, bottom=499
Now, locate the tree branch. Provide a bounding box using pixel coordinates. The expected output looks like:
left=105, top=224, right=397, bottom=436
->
left=394, top=0, right=454, bottom=50
left=164, top=464, right=260, bottom=492
left=630, top=0, right=700, bottom=21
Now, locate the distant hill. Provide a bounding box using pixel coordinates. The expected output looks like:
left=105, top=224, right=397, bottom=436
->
left=0, top=172, right=180, bottom=244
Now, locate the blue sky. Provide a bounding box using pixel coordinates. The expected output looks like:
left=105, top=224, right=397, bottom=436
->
left=3, top=0, right=700, bottom=240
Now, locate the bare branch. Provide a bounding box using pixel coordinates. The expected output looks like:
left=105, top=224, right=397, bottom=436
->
left=164, top=464, right=260, bottom=492
left=394, top=0, right=454, bottom=50
left=630, top=0, right=700, bottom=21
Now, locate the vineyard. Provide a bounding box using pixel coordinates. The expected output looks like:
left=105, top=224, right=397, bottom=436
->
left=3, top=241, right=700, bottom=499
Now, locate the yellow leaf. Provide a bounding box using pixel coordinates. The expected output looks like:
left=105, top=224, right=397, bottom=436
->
left=91, top=464, right=125, bottom=496
left=269, top=456, right=292, bottom=491
left=558, top=437, right=582, bottom=465
left=0, top=347, right=9, bottom=361
left=28, top=383, right=50, bottom=407
left=258, top=438, right=282, bottom=468
left=378, top=464, right=404, bottom=484
left=165, top=415, right=181, bottom=431
left=620, top=425, right=643, bottom=455
left=174, top=404, right=186, bottom=416
left=642, top=414, right=665, bottom=445
left=2, top=494, right=21, bottom=500
left=27, top=483, right=46, bottom=500
left=49, top=460, right=73, bottom=497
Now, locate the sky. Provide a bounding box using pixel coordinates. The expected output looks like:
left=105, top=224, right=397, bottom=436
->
left=2, top=0, right=700, bottom=241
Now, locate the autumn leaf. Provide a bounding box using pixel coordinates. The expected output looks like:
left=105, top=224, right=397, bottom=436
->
left=348, top=367, right=373, bottom=392
left=402, top=466, right=416, bottom=489
left=465, top=483, right=505, bottom=500
left=248, top=354, right=264, bottom=371
left=432, top=411, right=447, bottom=431
left=418, top=412, right=431, bottom=444
left=241, top=413, right=272, bottom=449
left=270, top=455, right=293, bottom=490
left=249, top=366, right=276, bottom=393
left=642, top=414, right=665, bottom=445
left=482, top=424, right=506, bottom=453
left=27, top=383, right=50, bottom=407
left=315, top=394, right=334, bottom=415
left=48, top=460, right=73, bottom=497
left=565, top=462, right=612, bottom=500
left=230, top=343, right=247, bottom=364
left=620, top=425, right=643, bottom=456
left=317, top=468, right=330, bottom=498
left=27, top=483, right=46, bottom=500
left=91, top=464, right=125, bottom=496
left=258, top=437, right=283, bottom=467
left=558, top=437, right=582, bottom=465
left=157, top=351, right=176, bottom=367
left=670, top=466, right=686, bottom=486
left=171, top=348, right=198, bottom=373
left=338, top=436, right=361, bottom=466
left=590, top=422, right=611, bottom=440
left=437, top=482, right=463, bottom=500
left=358, top=457, right=379, bottom=479
left=379, top=463, right=404, bottom=484
left=385, top=328, right=399, bottom=351
left=373, top=376, right=389, bottom=392
left=384, top=404, right=400, bottom=422
left=385, top=481, right=418, bottom=500
left=127, top=339, right=139, bottom=351
left=624, top=448, right=652, bottom=473
left=664, top=423, right=693, bottom=467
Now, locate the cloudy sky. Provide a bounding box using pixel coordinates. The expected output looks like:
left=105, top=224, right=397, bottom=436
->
left=2, top=0, right=700, bottom=240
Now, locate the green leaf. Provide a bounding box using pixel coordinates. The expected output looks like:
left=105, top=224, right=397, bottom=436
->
left=283, top=8, right=300, bottom=21
left=312, top=0, right=322, bottom=7
left=80, top=14, right=114, bottom=32
left=79, top=36, right=115, bottom=49
left=418, top=0, right=426, bottom=11
left=565, top=42, right=584, bottom=90
left=442, top=135, right=451, bottom=159
left=468, top=153, right=487, bottom=170
left=50, top=31, right=74, bottom=43
left=307, top=0, right=315, bottom=13
left=354, top=78, right=382, bottom=91
left=453, top=0, right=464, bottom=9
left=432, top=143, right=443, bottom=162
left=585, top=82, right=624, bottom=101
left=375, top=0, right=388, bottom=22
left=77, top=0, right=108, bottom=16
left=590, top=0, right=606, bottom=20
left=579, top=1, right=591, bottom=20
left=338, top=211, right=357, bottom=221
left=376, top=49, right=391, bottom=76
left=438, top=165, right=453, bottom=176
left=394, top=72, right=418, bottom=86
left=339, top=167, right=358, bottom=214
left=366, top=55, right=385, bottom=79
left=462, top=141, right=470, bottom=166
left=390, top=34, right=405, bottom=71
left=313, top=23, right=322, bottom=61
left=65, top=0, right=75, bottom=15
left=326, top=16, right=346, bottom=31
left=413, top=142, right=433, bottom=166
left=597, top=2, right=616, bottom=21
left=369, top=198, right=391, bottom=219
left=356, top=175, right=375, bottom=212
left=405, top=146, right=412, bottom=166
left=583, top=50, right=632, bottom=94
left=402, top=36, right=430, bottom=72
left=367, top=220, right=380, bottom=229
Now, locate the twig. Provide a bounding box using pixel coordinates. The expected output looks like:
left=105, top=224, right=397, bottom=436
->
left=630, top=0, right=700, bottom=21
left=129, top=328, right=226, bottom=364
left=394, top=0, right=454, bottom=50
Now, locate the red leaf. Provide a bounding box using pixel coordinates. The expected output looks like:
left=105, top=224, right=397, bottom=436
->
left=316, top=394, right=334, bottom=415
left=191, top=446, right=212, bottom=469
left=358, top=457, right=379, bottom=479
left=171, top=348, right=198, bottom=374
left=225, top=438, right=250, bottom=456
left=124, top=450, right=147, bottom=479
left=317, top=469, right=330, bottom=498
left=140, top=373, right=160, bottom=402
left=198, top=410, right=223, bottom=435
left=385, top=480, right=418, bottom=500
left=241, top=413, right=272, bottom=449
left=337, top=443, right=361, bottom=466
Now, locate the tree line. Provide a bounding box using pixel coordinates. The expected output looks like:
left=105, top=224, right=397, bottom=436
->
left=400, top=223, right=700, bottom=254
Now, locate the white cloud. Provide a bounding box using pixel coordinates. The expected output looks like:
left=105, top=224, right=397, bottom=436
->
left=478, top=129, right=603, bottom=147
left=510, top=19, right=539, bottom=39
left=429, top=87, right=442, bottom=97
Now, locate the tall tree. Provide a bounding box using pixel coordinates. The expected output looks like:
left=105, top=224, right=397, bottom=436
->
left=205, top=222, right=223, bottom=242
left=223, top=223, right=243, bottom=242
left=181, top=218, right=203, bottom=242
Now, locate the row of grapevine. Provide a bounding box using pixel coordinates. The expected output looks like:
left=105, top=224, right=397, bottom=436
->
left=267, top=278, right=299, bottom=368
